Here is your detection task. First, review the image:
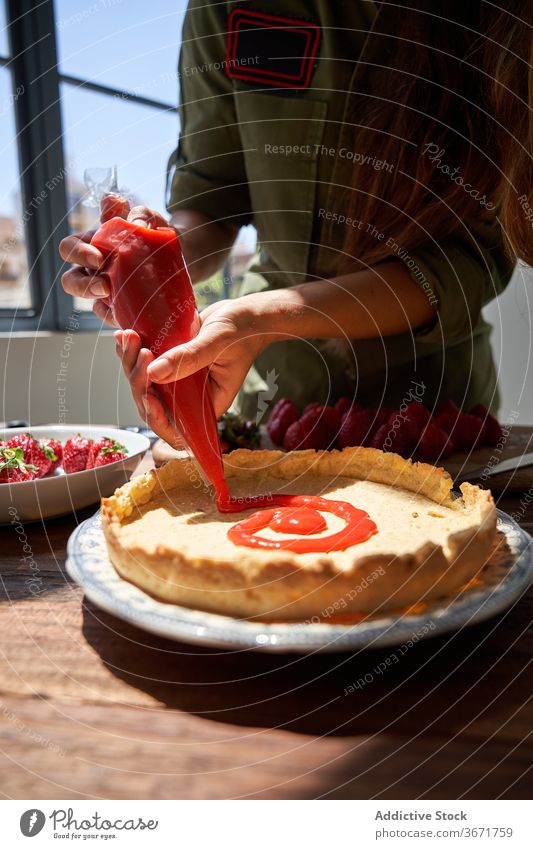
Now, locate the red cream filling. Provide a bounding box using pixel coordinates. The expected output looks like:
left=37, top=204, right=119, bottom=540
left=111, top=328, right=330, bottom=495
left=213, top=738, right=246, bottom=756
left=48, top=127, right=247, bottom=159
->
left=220, top=493, right=377, bottom=553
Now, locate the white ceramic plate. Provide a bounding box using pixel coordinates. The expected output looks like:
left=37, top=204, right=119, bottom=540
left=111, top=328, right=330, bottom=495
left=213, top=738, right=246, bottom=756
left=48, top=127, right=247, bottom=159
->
left=66, top=510, right=533, bottom=653
left=0, top=425, right=150, bottom=523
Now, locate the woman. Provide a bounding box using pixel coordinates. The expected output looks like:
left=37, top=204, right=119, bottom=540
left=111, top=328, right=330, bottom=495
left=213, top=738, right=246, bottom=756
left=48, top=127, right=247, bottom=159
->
left=60, top=0, right=532, bottom=445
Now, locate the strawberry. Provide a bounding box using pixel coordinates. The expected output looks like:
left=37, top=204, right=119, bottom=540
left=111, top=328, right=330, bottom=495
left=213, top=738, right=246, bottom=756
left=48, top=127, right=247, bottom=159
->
left=283, top=420, right=312, bottom=451
left=336, top=409, right=373, bottom=449
left=367, top=412, right=417, bottom=457
left=371, top=406, right=396, bottom=428
left=436, top=412, right=485, bottom=451
left=369, top=423, right=390, bottom=450
left=334, top=396, right=362, bottom=417
left=7, top=433, right=54, bottom=478
left=41, top=438, right=62, bottom=474
left=86, top=437, right=109, bottom=469
left=299, top=405, right=341, bottom=449
left=302, top=402, right=324, bottom=416
left=417, top=423, right=454, bottom=461
left=0, top=446, right=37, bottom=483
left=404, top=401, right=431, bottom=430
left=433, top=410, right=460, bottom=435
left=63, top=434, right=94, bottom=473
left=469, top=404, right=503, bottom=447
left=86, top=437, right=127, bottom=469
left=436, top=398, right=460, bottom=416
left=93, top=444, right=127, bottom=466
left=267, top=399, right=298, bottom=446
left=384, top=412, right=420, bottom=456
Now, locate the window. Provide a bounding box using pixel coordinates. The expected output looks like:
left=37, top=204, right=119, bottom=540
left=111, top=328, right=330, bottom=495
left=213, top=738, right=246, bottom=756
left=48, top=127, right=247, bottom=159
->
left=0, top=3, right=31, bottom=316
left=0, top=0, right=187, bottom=330
left=0, top=65, right=30, bottom=309
left=0, top=0, right=255, bottom=330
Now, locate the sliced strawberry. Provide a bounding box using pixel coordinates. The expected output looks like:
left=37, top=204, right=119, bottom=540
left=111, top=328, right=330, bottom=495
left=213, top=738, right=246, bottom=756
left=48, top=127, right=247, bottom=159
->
left=267, top=399, right=298, bottom=446
left=93, top=446, right=127, bottom=466
left=469, top=404, right=504, bottom=447
left=41, top=438, right=62, bottom=474
left=63, top=434, right=94, bottom=473
left=336, top=410, right=373, bottom=449
left=87, top=437, right=127, bottom=468
left=418, top=423, right=454, bottom=461
left=0, top=446, right=37, bottom=482
left=7, top=433, right=53, bottom=478
left=86, top=438, right=107, bottom=469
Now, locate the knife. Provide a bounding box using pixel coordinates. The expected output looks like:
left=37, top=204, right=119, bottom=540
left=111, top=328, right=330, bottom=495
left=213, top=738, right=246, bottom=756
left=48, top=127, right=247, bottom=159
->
left=455, top=451, right=533, bottom=485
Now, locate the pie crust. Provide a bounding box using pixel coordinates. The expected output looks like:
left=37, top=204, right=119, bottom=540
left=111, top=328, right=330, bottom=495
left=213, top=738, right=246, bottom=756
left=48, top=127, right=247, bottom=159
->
left=101, top=447, right=497, bottom=621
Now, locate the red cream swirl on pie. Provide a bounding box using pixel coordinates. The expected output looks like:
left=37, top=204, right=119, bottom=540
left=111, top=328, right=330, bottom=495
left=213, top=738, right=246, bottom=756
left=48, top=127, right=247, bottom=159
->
left=223, top=494, right=377, bottom=553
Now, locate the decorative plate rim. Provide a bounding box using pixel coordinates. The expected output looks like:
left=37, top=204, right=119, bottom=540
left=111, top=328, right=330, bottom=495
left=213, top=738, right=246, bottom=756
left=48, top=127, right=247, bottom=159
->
left=66, top=509, right=533, bottom=653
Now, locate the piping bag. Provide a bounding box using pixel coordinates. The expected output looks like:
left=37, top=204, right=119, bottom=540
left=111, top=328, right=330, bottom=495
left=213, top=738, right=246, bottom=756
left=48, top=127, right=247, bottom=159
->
left=85, top=169, right=230, bottom=504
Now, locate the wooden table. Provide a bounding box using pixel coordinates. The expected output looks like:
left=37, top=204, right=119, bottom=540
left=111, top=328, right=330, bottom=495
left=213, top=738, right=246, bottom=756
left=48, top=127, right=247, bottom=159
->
left=1, top=451, right=532, bottom=800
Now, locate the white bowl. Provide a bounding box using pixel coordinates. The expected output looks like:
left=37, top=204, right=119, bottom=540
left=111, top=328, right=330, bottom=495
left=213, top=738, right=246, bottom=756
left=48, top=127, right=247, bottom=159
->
left=0, top=425, right=150, bottom=523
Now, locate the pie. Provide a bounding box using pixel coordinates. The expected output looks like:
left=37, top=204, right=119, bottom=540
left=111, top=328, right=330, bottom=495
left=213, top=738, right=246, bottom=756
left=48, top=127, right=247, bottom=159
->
left=101, top=447, right=497, bottom=621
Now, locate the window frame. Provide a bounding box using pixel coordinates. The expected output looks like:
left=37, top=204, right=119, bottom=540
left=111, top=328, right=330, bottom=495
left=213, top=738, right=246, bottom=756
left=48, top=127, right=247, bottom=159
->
left=0, top=0, right=177, bottom=332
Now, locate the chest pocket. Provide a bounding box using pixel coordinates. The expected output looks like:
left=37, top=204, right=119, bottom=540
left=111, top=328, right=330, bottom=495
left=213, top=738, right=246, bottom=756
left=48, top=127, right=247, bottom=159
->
left=235, top=90, right=327, bottom=286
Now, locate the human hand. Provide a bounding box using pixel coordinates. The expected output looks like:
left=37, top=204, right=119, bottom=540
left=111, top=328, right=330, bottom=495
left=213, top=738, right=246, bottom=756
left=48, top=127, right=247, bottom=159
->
left=59, top=204, right=168, bottom=324
left=116, top=294, right=273, bottom=442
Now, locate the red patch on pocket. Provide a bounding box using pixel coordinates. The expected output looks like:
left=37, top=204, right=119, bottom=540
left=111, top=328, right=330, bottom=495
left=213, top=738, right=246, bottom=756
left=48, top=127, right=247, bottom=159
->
left=226, top=8, right=320, bottom=90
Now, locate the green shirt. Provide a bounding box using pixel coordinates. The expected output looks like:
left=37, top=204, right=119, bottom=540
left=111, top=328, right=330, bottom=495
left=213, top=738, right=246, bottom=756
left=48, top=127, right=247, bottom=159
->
left=168, top=0, right=514, bottom=416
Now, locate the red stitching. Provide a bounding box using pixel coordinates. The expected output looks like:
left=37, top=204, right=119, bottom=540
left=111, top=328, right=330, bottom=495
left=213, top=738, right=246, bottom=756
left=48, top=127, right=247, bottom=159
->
left=226, top=7, right=320, bottom=90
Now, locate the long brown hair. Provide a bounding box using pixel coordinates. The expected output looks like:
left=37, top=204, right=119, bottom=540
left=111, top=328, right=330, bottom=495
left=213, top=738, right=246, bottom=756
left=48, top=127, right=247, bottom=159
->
left=342, top=0, right=533, bottom=267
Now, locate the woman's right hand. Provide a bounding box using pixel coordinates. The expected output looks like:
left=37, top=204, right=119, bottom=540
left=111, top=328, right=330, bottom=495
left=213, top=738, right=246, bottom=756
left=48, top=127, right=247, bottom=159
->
left=59, top=204, right=168, bottom=324
left=59, top=230, right=114, bottom=324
